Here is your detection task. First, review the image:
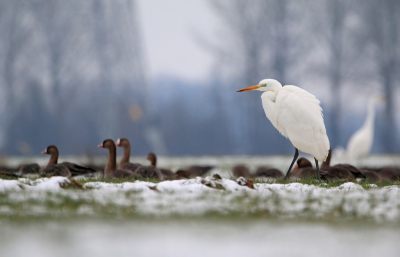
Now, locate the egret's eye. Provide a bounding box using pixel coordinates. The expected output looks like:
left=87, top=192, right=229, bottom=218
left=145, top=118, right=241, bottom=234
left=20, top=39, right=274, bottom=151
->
left=260, top=84, right=267, bottom=87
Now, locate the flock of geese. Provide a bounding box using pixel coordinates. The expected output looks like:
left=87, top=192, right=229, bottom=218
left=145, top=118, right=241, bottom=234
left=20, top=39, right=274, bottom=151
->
left=0, top=138, right=214, bottom=180
left=0, top=138, right=399, bottom=183
left=234, top=149, right=400, bottom=183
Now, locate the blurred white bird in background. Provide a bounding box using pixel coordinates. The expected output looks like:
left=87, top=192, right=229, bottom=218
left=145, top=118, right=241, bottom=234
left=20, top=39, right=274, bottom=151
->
left=237, top=79, right=330, bottom=179
left=346, top=96, right=386, bottom=159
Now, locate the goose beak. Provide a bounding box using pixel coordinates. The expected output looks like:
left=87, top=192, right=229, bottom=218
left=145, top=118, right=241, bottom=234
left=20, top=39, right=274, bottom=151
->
left=41, top=149, right=47, bottom=154
left=237, top=85, right=260, bottom=92
left=293, top=165, right=298, bottom=170
left=115, top=139, right=120, bottom=146
left=97, top=143, right=103, bottom=148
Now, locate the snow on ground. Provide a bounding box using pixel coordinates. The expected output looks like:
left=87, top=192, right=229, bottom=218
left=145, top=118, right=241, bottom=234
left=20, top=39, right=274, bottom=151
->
left=0, top=176, right=400, bottom=222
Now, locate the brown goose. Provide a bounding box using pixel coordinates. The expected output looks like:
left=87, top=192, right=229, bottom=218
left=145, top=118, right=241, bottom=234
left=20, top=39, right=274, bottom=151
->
left=359, top=168, right=384, bottom=182
left=98, top=139, right=138, bottom=179
left=320, top=166, right=356, bottom=181
left=253, top=166, right=284, bottom=179
left=115, top=138, right=142, bottom=171
left=0, top=164, right=38, bottom=177
left=174, top=167, right=213, bottom=179
left=292, top=156, right=356, bottom=181
left=175, top=169, right=192, bottom=179
left=17, top=163, right=41, bottom=175
left=378, top=167, right=400, bottom=181
left=320, top=149, right=365, bottom=181
left=147, top=152, right=213, bottom=179
left=186, top=165, right=214, bottom=177
left=289, top=158, right=318, bottom=179
left=232, top=165, right=251, bottom=178
left=99, top=139, right=163, bottom=180
left=41, top=145, right=96, bottom=177
left=0, top=165, right=22, bottom=178
left=359, top=166, right=399, bottom=182
left=41, top=145, right=71, bottom=177
left=134, top=165, right=164, bottom=180
left=146, top=152, right=177, bottom=180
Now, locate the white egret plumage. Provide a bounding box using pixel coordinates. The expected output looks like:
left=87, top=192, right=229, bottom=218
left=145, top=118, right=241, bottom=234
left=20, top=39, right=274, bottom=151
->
left=346, top=96, right=385, bottom=159
left=237, top=79, right=330, bottom=179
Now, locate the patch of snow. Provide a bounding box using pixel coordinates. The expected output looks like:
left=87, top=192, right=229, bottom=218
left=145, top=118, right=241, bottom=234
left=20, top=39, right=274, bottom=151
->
left=0, top=179, right=22, bottom=192
left=33, top=177, right=70, bottom=190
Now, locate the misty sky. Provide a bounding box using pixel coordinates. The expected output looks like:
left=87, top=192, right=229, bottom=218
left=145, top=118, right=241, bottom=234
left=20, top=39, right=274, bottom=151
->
left=137, top=0, right=220, bottom=82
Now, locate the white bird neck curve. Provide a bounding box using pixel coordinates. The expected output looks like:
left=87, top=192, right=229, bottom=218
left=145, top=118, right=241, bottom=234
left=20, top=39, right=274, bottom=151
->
left=363, top=98, right=376, bottom=129
left=262, top=90, right=278, bottom=102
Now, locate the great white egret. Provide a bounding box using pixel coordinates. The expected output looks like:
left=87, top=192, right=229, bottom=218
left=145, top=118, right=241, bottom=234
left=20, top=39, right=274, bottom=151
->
left=237, top=79, right=330, bottom=179
left=346, top=96, right=385, bottom=159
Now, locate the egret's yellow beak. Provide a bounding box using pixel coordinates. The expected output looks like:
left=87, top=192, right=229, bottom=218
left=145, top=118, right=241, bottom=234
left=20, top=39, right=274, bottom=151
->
left=237, top=85, right=260, bottom=92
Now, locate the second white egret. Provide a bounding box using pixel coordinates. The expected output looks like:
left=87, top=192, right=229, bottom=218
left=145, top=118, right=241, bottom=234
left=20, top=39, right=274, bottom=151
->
left=237, top=79, right=330, bottom=179
left=346, top=96, right=385, bottom=159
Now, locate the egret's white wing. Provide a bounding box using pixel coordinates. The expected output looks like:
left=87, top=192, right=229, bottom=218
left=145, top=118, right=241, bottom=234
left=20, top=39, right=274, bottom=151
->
left=275, top=86, right=330, bottom=161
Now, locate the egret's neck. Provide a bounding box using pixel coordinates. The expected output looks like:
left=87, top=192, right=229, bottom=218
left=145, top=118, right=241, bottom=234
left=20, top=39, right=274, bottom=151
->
left=261, top=91, right=279, bottom=128
left=363, top=99, right=376, bottom=130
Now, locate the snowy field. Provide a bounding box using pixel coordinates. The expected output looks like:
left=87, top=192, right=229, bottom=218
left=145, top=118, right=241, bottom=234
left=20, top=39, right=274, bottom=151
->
left=0, top=176, right=400, bottom=222
left=1, top=154, right=400, bottom=256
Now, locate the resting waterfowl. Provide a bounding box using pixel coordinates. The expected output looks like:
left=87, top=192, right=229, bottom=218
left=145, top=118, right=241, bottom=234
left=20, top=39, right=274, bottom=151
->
left=186, top=165, right=214, bottom=177
left=41, top=145, right=96, bottom=177
left=115, top=138, right=142, bottom=171
left=17, top=163, right=41, bottom=175
left=134, top=165, right=164, bottom=180
left=41, top=145, right=71, bottom=177
left=320, top=166, right=356, bottom=181
left=289, top=158, right=318, bottom=179
left=98, top=139, right=138, bottom=179
left=0, top=165, right=22, bottom=178
left=358, top=168, right=383, bottom=182
left=253, top=167, right=283, bottom=179
left=175, top=169, right=193, bottom=179
left=146, top=152, right=176, bottom=180
left=99, top=139, right=163, bottom=180
left=320, top=149, right=364, bottom=181
left=232, top=165, right=251, bottom=178
left=375, top=167, right=400, bottom=181
left=146, top=152, right=212, bottom=179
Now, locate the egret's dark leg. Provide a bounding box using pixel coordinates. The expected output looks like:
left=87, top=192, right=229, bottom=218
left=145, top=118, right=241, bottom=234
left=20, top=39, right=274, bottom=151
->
left=284, top=148, right=299, bottom=180
left=314, top=158, right=320, bottom=179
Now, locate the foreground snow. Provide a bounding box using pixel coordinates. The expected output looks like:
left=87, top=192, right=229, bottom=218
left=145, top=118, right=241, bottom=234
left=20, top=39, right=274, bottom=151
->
left=2, top=220, right=400, bottom=257
left=0, top=176, right=399, bottom=222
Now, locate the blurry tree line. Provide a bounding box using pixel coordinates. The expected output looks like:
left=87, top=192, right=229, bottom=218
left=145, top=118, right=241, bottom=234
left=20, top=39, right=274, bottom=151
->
left=0, top=0, right=398, bottom=156
left=0, top=0, right=158, bottom=155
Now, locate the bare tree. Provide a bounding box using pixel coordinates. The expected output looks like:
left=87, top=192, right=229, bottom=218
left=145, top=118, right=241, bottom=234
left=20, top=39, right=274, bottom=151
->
left=363, top=0, right=400, bottom=152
